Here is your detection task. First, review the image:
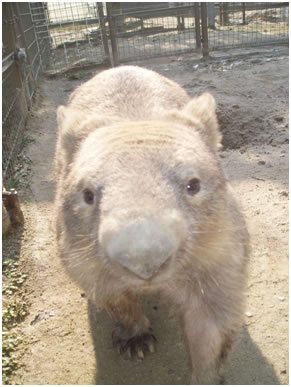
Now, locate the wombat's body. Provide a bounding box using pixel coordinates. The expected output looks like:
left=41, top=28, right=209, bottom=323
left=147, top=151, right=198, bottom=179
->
left=55, top=66, right=249, bottom=384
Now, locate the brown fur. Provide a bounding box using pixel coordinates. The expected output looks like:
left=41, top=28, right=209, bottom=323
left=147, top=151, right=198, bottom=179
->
left=55, top=65, right=249, bottom=383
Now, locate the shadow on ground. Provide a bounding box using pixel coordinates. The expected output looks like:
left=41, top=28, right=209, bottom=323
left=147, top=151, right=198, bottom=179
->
left=87, top=299, right=280, bottom=385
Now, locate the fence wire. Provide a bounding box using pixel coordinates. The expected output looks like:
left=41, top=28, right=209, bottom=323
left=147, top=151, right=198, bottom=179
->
left=2, top=2, right=50, bottom=185
left=2, top=2, right=289, bottom=186
left=207, top=3, right=289, bottom=50
left=111, top=6, right=198, bottom=63
left=29, top=2, right=108, bottom=71
left=106, top=2, right=288, bottom=64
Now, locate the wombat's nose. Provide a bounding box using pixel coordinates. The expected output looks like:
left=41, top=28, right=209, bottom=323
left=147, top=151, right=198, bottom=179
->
left=102, top=217, right=178, bottom=279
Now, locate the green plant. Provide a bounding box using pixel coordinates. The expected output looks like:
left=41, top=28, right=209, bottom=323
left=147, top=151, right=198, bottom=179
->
left=2, top=332, right=23, bottom=384
left=2, top=255, right=29, bottom=384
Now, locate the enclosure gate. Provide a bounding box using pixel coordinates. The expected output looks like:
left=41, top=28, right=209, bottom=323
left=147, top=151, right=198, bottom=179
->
left=29, top=2, right=109, bottom=71
left=106, top=2, right=289, bottom=66
left=105, top=3, right=206, bottom=65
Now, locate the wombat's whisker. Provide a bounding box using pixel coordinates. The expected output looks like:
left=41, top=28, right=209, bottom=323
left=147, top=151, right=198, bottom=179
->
left=193, top=226, right=248, bottom=234
left=69, top=241, right=96, bottom=252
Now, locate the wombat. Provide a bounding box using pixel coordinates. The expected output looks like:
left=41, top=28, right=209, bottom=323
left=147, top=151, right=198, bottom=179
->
left=55, top=65, right=249, bottom=384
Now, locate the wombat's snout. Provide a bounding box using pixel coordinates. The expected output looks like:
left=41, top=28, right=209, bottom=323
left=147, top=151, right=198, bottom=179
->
left=101, top=214, right=181, bottom=279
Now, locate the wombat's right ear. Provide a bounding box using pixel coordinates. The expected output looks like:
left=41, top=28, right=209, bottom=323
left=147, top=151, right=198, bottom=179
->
left=183, top=93, right=222, bottom=150
left=56, top=105, right=108, bottom=169
left=56, top=105, right=89, bottom=169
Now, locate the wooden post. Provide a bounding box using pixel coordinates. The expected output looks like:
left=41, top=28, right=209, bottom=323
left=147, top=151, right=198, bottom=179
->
left=219, top=3, right=230, bottom=26
left=97, top=3, right=110, bottom=63
left=2, top=189, right=24, bottom=228
left=201, top=3, right=209, bottom=58
left=106, top=3, right=119, bottom=66
left=208, top=3, right=216, bottom=29
left=242, top=3, right=246, bottom=25
left=194, top=3, right=201, bottom=49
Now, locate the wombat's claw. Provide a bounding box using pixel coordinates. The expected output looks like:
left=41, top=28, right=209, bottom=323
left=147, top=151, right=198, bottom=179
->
left=137, top=348, right=144, bottom=359
left=112, top=325, right=156, bottom=359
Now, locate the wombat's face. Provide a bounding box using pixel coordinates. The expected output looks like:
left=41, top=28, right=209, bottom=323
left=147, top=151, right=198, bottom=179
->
left=58, top=104, right=227, bottom=284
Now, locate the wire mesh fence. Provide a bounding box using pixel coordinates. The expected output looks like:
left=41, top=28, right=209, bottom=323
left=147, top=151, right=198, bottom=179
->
left=2, top=2, right=289, bottom=186
left=2, top=2, right=50, bottom=185
left=107, top=3, right=199, bottom=63
left=106, top=2, right=289, bottom=64
left=207, top=2, right=289, bottom=50
left=29, top=2, right=109, bottom=72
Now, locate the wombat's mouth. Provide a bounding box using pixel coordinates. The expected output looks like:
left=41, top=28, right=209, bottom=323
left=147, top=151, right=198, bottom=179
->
left=112, top=253, right=173, bottom=283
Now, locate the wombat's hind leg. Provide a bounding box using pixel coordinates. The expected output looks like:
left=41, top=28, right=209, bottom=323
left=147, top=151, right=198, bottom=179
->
left=179, top=305, right=225, bottom=384
left=106, top=292, right=156, bottom=359
left=216, top=331, right=236, bottom=384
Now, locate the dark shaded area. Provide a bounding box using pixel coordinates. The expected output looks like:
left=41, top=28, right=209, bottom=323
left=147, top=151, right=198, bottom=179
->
left=217, top=104, right=288, bottom=150
left=88, top=299, right=280, bottom=385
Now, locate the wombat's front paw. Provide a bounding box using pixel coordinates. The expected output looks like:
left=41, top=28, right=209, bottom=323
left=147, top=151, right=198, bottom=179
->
left=112, top=324, right=156, bottom=359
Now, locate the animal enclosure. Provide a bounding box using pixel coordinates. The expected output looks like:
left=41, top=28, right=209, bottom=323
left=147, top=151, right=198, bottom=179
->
left=2, top=2, right=289, bottom=185
left=2, top=3, right=289, bottom=385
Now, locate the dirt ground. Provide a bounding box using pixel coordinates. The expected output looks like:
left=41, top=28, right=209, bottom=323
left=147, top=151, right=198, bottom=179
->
left=8, top=45, right=288, bottom=385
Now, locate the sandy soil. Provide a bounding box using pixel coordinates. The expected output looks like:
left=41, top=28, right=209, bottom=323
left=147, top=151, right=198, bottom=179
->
left=10, top=45, right=288, bottom=384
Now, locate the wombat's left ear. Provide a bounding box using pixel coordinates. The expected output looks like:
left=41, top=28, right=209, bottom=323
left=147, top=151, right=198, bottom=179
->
left=183, top=93, right=222, bottom=150
left=57, top=105, right=66, bottom=127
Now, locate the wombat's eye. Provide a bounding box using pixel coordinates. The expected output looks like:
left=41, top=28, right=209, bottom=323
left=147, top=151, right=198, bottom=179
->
left=186, top=178, right=201, bottom=196
left=83, top=189, right=94, bottom=205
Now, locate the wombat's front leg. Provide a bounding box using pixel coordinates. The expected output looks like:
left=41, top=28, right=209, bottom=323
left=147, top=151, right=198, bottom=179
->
left=105, top=292, right=156, bottom=359
left=180, top=305, right=227, bottom=384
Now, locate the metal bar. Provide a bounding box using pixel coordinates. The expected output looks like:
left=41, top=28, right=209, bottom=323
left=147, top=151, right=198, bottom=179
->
left=200, top=3, right=209, bottom=58
left=27, top=38, right=37, bottom=51
left=17, top=12, right=31, bottom=17
left=23, top=25, right=34, bottom=34
left=3, top=111, right=24, bottom=179
left=2, top=62, right=18, bottom=85
left=106, top=3, right=119, bottom=66
left=112, top=4, right=195, bottom=19
left=47, top=18, right=99, bottom=28
left=12, top=3, right=36, bottom=83
left=97, top=2, right=110, bottom=61
left=2, top=52, right=15, bottom=73
left=194, top=3, right=201, bottom=49
left=2, top=91, right=18, bottom=126
left=29, top=3, right=44, bottom=71
left=208, top=3, right=216, bottom=29
left=242, top=3, right=246, bottom=25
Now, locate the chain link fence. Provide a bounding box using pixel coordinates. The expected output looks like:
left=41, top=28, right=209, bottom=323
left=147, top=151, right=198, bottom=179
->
left=2, top=2, right=289, bottom=186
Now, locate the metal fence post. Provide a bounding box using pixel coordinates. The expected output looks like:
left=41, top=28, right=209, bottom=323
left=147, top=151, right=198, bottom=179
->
left=106, top=3, right=119, bottom=66
left=208, top=3, right=216, bottom=29
left=242, top=3, right=246, bottom=25
left=219, top=3, right=230, bottom=26
left=200, top=3, right=209, bottom=58
left=194, top=3, right=201, bottom=49
left=97, top=3, right=110, bottom=63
